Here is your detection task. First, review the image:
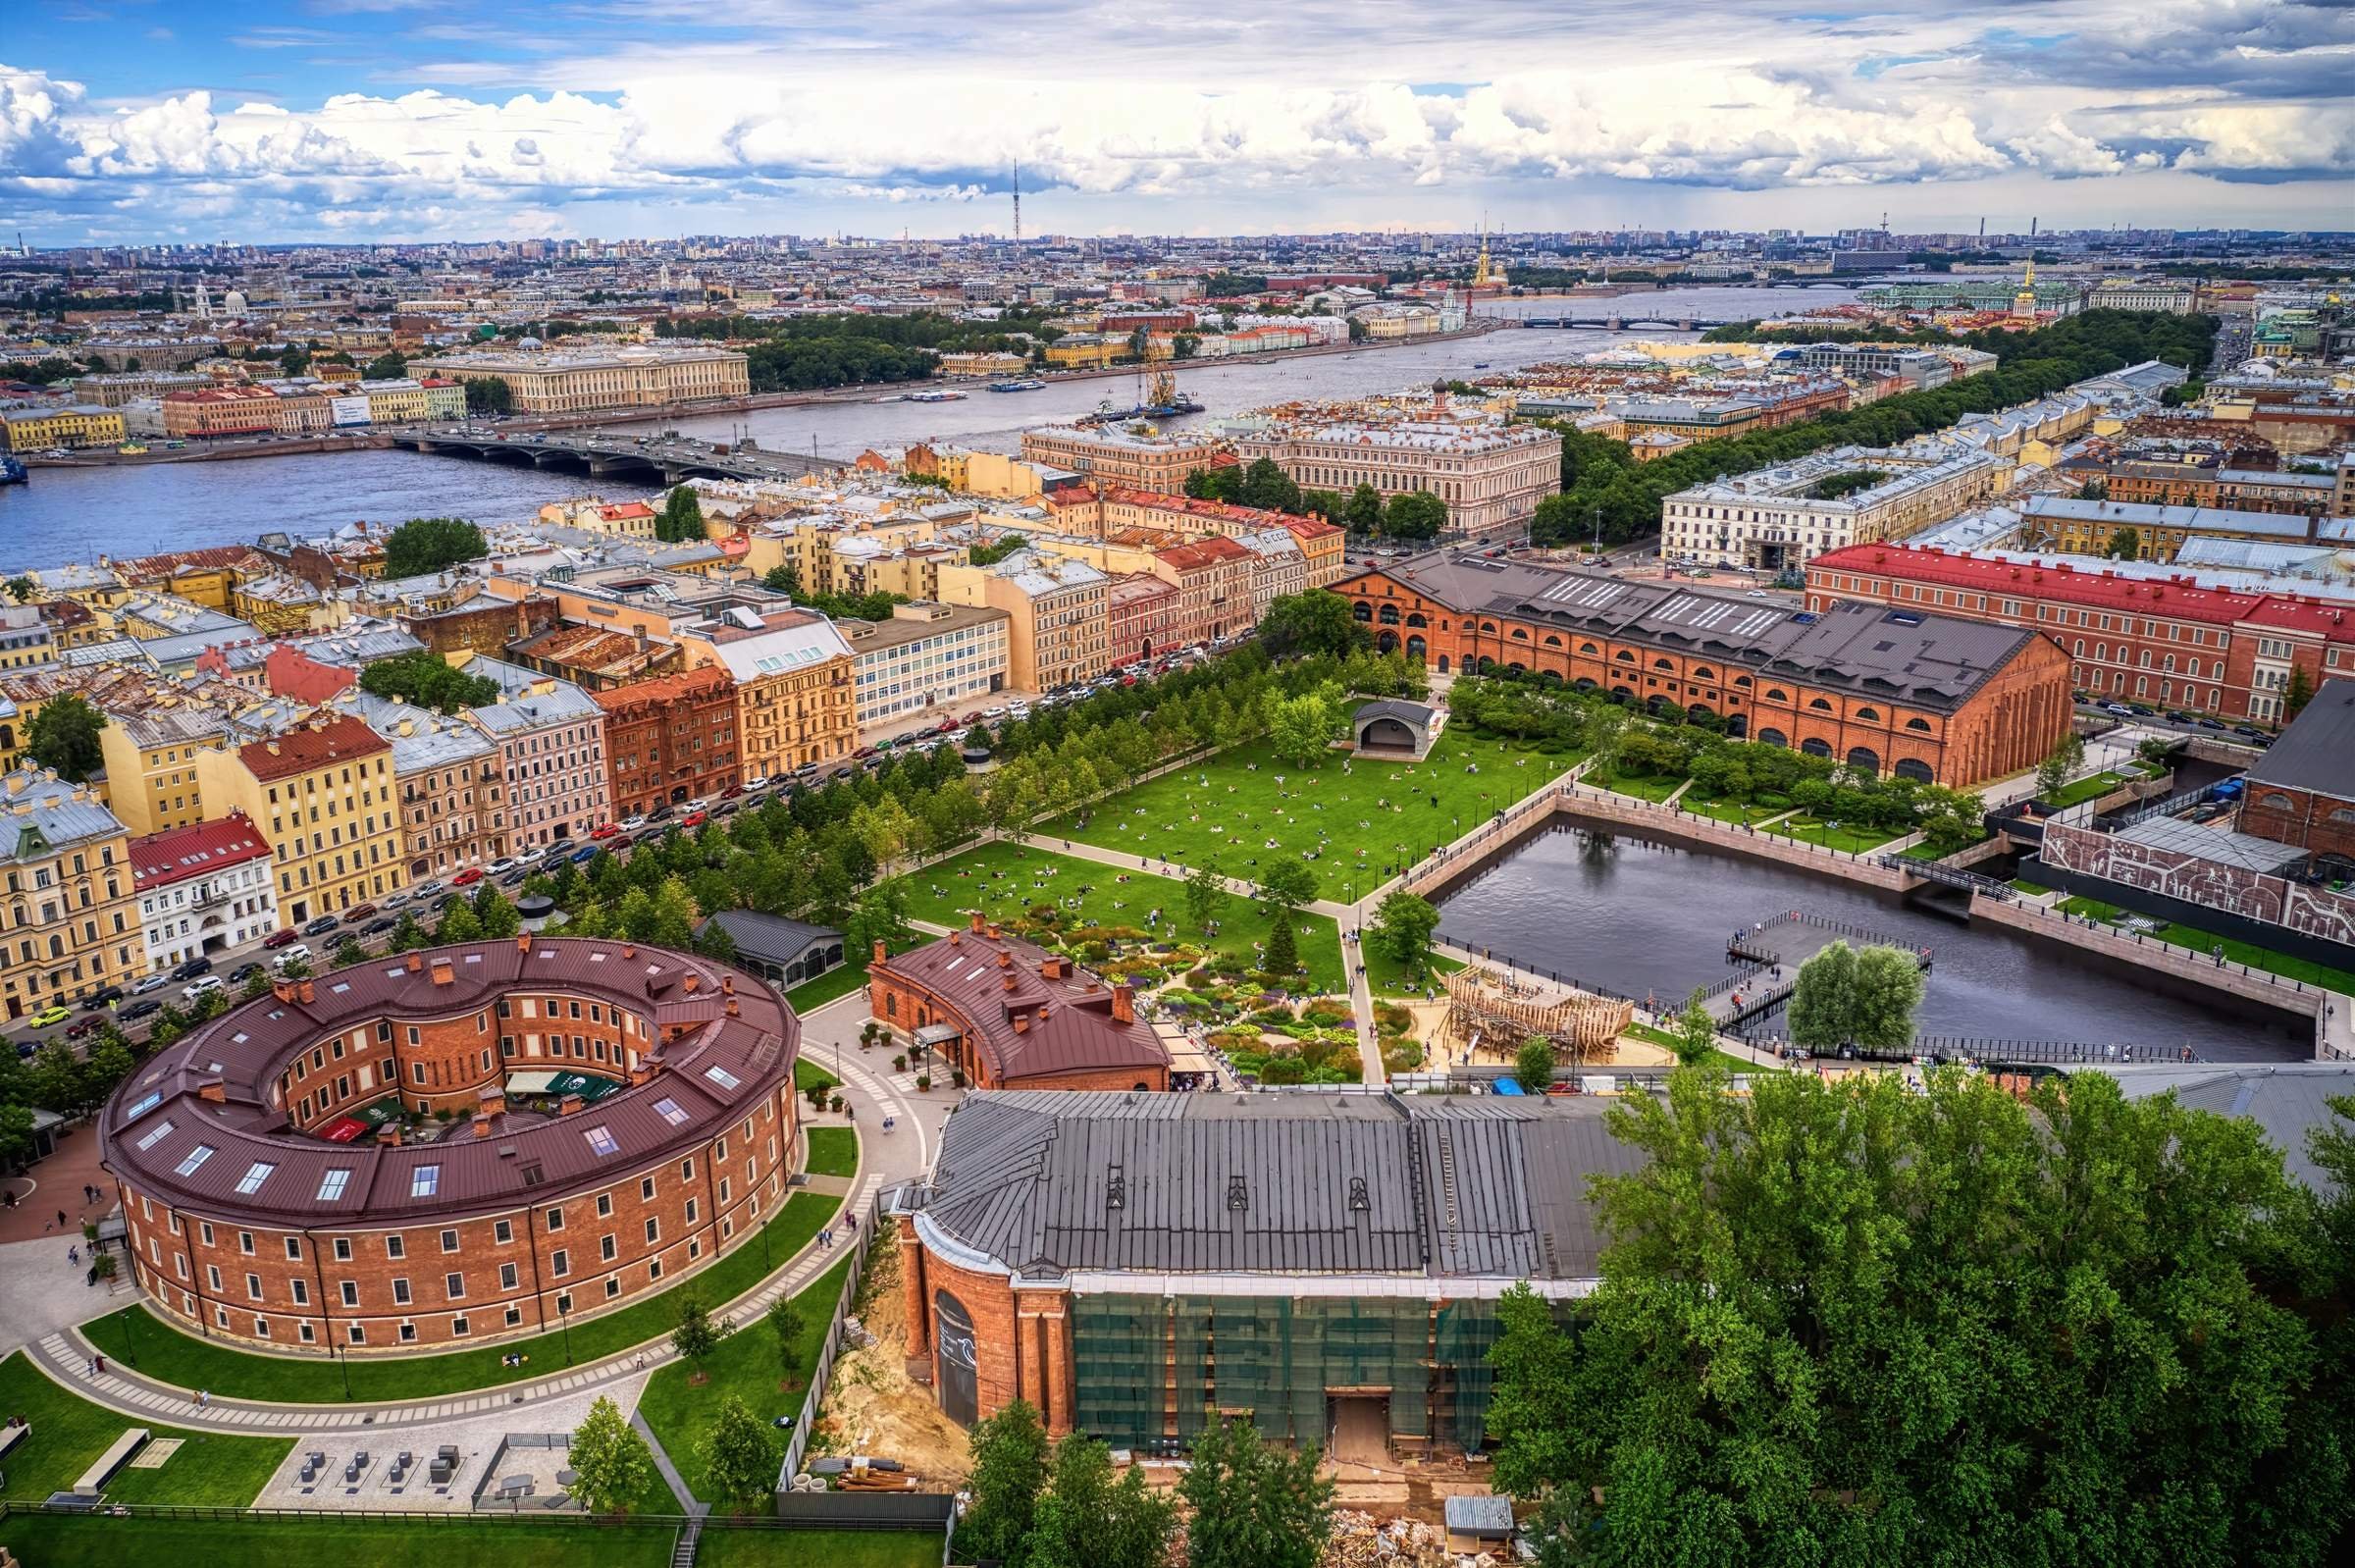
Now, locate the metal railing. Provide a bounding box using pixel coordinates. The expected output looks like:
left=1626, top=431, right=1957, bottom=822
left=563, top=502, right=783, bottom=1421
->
left=773, top=1188, right=885, bottom=1488
left=1736, top=1032, right=2205, bottom=1068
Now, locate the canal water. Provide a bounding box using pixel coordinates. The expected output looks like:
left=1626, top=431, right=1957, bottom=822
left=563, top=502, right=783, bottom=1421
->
left=0, top=286, right=1853, bottom=570
left=1435, top=820, right=2308, bottom=1062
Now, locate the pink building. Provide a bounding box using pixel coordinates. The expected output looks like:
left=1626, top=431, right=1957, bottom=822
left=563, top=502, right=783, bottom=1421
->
left=464, top=656, right=612, bottom=848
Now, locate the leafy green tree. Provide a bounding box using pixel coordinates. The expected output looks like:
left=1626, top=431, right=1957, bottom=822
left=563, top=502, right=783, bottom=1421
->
left=437, top=898, right=483, bottom=943
left=670, top=1293, right=732, bottom=1379
left=1029, top=1434, right=1178, bottom=1568
left=359, top=651, right=500, bottom=713
left=1785, top=937, right=1921, bottom=1053
left=472, top=884, right=521, bottom=938
left=1369, top=892, right=1439, bottom=980
left=2105, top=524, right=2142, bottom=559
left=1381, top=491, right=1447, bottom=541
left=363, top=350, right=408, bottom=381
left=656, top=486, right=706, bottom=544
left=25, top=694, right=107, bottom=782
left=381, top=517, right=487, bottom=578
left=1261, top=915, right=1300, bottom=979
left=0, top=1102, right=36, bottom=1170
left=1341, top=483, right=1385, bottom=535
left=1672, top=987, right=1718, bottom=1068
left=2286, top=663, right=2315, bottom=720
left=762, top=562, right=803, bottom=598
left=764, top=1294, right=806, bottom=1385
left=1183, top=858, right=1231, bottom=936
left=959, top=1398, right=1051, bottom=1566
left=386, top=911, right=431, bottom=953
left=1237, top=457, right=1303, bottom=516
left=1257, top=591, right=1368, bottom=662
left=1489, top=1069, right=2352, bottom=1567
left=845, top=882, right=914, bottom=963
left=1178, top=1416, right=1334, bottom=1568
left=3, top=576, right=32, bottom=603
left=2035, top=731, right=2087, bottom=804
left=698, top=1395, right=780, bottom=1511
left=1266, top=691, right=1336, bottom=768
left=1254, top=859, right=1317, bottom=921
left=568, top=1393, right=656, bottom=1516
left=1513, top=1036, right=1556, bottom=1094
left=461, top=376, right=513, bottom=415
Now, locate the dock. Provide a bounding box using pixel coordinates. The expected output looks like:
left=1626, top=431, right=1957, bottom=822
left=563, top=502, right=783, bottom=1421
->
left=1700, top=912, right=1932, bottom=1027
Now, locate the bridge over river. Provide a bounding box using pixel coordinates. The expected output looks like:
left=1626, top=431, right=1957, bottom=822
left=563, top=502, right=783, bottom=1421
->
left=408, top=430, right=846, bottom=485
left=1514, top=315, right=1745, bottom=332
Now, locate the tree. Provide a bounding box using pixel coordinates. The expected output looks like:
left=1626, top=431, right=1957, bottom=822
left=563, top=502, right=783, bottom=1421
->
left=3, top=576, right=32, bottom=603
left=1258, top=591, right=1368, bottom=662
left=764, top=1294, right=807, bottom=1386
left=1672, top=987, right=1718, bottom=1068
left=699, top=1395, right=780, bottom=1510
left=1488, top=1070, right=2353, bottom=1567
left=358, top=650, right=499, bottom=713
left=670, top=1293, right=732, bottom=1380
left=1514, top=1036, right=1556, bottom=1094
left=1183, top=858, right=1231, bottom=936
left=1029, top=1434, right=1178, bottom=1568
left=762, top=562, right=803, bottom=598
left=363, top=350, right=408, bottom=381
left=568, top=1394, right=656, bottom=1516
left=1237, top=457, right=1303, bottom=516
left=1261, top=915, right=1300, bottom=979
left=25, top=694, right=107, bottom=782
left=1178, top=1416, right=1334, bottom=1568
left=959, top=1398, right=1051, bottom=1566
left=1381, top=491, right=1447, bottom=541
left=1255, top=860, right=1317, bottom=921
left=381, top=516, right=487, bottom=578
left=1266, top=690, right=1337, bottom=768
left=2286, top=663, right=2316, bottom=721
left=2104, top=524, right=2142, bottom=559
left=1369, top=892, right=1439, bottom=981
left=437, top=898, right=483, bottom=943
left=2034, top=731, right=2085, bottom=804
left=472, top=884, right=521, bottom=939
left=1341, top=483, right=1384, bottom=536
left=655, top=486, right=706, bottom=545
left=845, top=882, right=913, bottom=963
left=1785, top=938, right=1922, bottom=1050
left=462, top=376, right=513, bottom=415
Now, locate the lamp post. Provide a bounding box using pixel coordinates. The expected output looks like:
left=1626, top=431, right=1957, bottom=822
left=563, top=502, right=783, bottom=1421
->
left=557, top=1297, right=574, bottom=1367
left=117, top=1306, right=139, bottom=1371
left=335, top=1338, right=352, bottom=1401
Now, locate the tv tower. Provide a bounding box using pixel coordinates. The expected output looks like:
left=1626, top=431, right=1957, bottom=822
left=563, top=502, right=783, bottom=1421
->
left=1012, top=159, right=1021, bottom=245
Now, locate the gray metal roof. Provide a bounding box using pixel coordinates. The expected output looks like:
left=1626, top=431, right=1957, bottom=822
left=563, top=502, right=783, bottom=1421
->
left=2108, top=1063, right=2355, bottom=1191
left=699, top=910, right=841, bottom=967
left=913, top=1090, right=1644, bottom=1283
left=2243, top=678, right=2355, bottom=802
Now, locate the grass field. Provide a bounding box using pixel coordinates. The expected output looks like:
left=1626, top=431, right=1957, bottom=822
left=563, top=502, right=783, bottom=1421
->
left=1621, top=1024, right=1760, bottom=1074
left=802, top=1127, right=859, bottom=1177
left=785, top=954, right=870, bottom=1013
left=2044, top=770, right=2130, bottom=810
left=1772, top=815, right=1902, bottom=855
left=1683, top=796, right=1788, bottom=828
left=892, top=842, right=1346, bottom=993
left=0, top=1352, right=291, bottom=1505
left=2058, top=897, right=2355, bottom=996
left=0, top=1514, right=677, bottom=1568
left=1589, top=768, right=1686, bottom=803
left=636, top=1253, right=855, bottom=1506
left=1362, top=943, right=1462, bottom=999
left=80, top=1193, right=841, bottom=1404
left=794, top=1058, right=840, bottom=1093
left=697, top=1528, right=945, bottom=1568
left=1041, top=731, right=1574, bottom=902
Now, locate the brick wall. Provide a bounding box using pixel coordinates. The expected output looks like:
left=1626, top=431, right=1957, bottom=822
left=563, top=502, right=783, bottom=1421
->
left=898, top=1216, right=1076, bottom=1436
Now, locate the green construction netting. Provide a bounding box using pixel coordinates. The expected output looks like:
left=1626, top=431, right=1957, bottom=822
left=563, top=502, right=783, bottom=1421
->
left=1434, top=1298, right=1501, bottom=1451
left=1072, top=1296, right=1167, bottom=1448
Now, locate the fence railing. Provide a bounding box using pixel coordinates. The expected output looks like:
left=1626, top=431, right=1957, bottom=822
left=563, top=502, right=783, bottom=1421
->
left=774, top=1188, right=885, bottom=1489
left=1735, top=1032, right=2205, bottom=1068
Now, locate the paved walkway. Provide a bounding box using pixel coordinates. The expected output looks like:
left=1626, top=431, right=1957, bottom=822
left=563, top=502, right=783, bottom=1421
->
left=29, top=1001, right=935, bottom=1437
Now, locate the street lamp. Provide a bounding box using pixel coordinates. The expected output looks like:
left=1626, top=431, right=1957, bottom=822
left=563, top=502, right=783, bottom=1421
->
left=557, top=1297, right=574, bottom=1367
left=118, top=1306, right=139, bottom=1371
left=335, top=1338, right=352, bottom=1401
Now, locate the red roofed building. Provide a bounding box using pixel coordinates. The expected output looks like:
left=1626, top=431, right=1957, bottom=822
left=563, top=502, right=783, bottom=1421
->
left=1105, top=571, right=1184, bottom=663
left=131, top=811, right=281, bottom=971
left=161, top=385, right=280, bottom=440
left=1056, top=488, right=1351, bottom=588
left=1806, top=543, right=2355, bottom=727
left=1150, top=535, right=1257, bottom=647
left=594, top=666, right=741, bottom=817
left=262, top=643, right=360, bottom=705
left=192, top=714, right=402, bottom=923
left=867, top=917, right=1170, bottom=1092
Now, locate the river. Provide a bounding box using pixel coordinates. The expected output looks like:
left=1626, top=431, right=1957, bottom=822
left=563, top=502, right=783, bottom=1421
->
left=1434, top=820, right=2309, bottom=1062
left=0, top=286, right=1852, bottom=570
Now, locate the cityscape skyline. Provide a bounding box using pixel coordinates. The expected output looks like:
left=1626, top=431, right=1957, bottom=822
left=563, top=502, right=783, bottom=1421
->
left=5, top=0, right=2350, bottom=246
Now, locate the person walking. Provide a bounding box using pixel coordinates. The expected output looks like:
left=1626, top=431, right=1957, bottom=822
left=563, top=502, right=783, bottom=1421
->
left=197, top=1388, right=210, bottom=1409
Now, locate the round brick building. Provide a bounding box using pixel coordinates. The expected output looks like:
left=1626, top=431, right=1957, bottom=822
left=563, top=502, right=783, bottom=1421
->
left=100, top=935, right=801, bottom=1353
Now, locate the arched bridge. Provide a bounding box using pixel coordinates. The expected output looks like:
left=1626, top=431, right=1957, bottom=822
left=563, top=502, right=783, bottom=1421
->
left=1514, top=316, right=1743, bottom=332
left=408, top=430, right=844, bottom=484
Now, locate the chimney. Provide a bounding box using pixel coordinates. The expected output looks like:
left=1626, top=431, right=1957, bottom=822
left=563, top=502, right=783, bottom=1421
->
left=196, top=1078, right=227, bottom=1103
left=872, top=938, right=888, bottom=964
left=478, top=1088, right=506, bottom=1118
left=1040, top=956, right=1067, bottom=981
left=968, top=912, right=984, bottom=934
left=1012, top=1011, right=1029, bottom=1033
left=430, top=959, right=454, bottom=987
left=273, top=978, right=299, bottom=1003
left=376, top=1124, right=401, bottom=1146
left=1002, top=971, right=1018, bottom=993
left=516, top=934, right=531, bottom=954
left=948, top=929, right=961, bottom=948
left=683, top=971, right=700, bottom=995
left=298, top=980, right=315, bottom=1005
left=720, top=974, right=735, bottom=996
left=997, top=949, right=1011, bottom=968
left=406, top=951, right=423, bottom=973
left=725, top=998, right=740, bottom=1017
left=621, top=945, right=636, bottom=959
left=985, top=922, right=1001, bottom=942
left=1112, top=984, right=1135, bottom=1024
left=558, top=1093, right=584, bottom=1117
left=471, top=1112, right=495, bottom=1138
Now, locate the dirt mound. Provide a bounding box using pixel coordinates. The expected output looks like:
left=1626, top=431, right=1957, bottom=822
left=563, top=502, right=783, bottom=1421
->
left=809, top=1241, right=971, bottom=1485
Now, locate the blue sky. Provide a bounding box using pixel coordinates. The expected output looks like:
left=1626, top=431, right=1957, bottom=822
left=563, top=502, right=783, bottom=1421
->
left=4, top=0, right=2349, bottom=244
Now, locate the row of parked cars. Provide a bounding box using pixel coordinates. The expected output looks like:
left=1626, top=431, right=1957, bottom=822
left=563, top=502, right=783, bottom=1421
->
left=2090, top=699, right=2275, bottom=747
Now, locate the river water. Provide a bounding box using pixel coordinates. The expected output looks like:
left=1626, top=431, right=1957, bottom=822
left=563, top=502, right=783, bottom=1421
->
left=1435, top=820, right=2308, bottom=1062
left=0, top=286, right=1851, bottom=570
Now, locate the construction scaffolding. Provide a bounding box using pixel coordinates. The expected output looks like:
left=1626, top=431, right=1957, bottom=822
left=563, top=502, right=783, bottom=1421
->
left=1440, top=962, right=1631, bottom=1067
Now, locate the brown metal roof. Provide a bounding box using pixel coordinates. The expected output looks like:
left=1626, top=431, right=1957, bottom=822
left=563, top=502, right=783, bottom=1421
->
left=875, top=926, right=1168, bottom=1085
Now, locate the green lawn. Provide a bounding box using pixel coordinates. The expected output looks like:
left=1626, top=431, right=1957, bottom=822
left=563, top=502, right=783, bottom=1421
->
left=637, top=1253, right=855, bottom=1506
left=2059, top=897, right=2355, bottom=996
left=79, top=1194, right=842, bottom=1405
left=785, top=954, right=870, bottom=1013
left=2011, top=878, right=2052, bottom=895
left=1898, top=836, right=1990, bottom=862
left=892, top=842, right=1345, bottom=993
left=697, top=1528, right=945, bottom=1568
left=0, top=1351, right=291, bottom=1505
left=0, top=1514, right=677, bottom=1568
left=1589, top=769, right=1686, bottom=803
left=1040, top=731, right=1574, bottom=901
left=2043, top=770, right=2129, bottom=810
left=802, top=1127, right=859, bottom=1178
left=1622, top=1023, right=1765, bottom=1074
left=794, top=1058, right=840, bottom=1093
left=1773, top=815, right=1902, bottom=855
left=1683, top=795, right=1787, bottom=828
left=1363, top=943, right=1462, bottom=999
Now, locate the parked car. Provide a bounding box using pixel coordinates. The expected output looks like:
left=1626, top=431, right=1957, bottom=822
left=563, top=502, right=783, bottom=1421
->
left=274, top=944, right=312, bottom=968
left=451, top=867, right=485, bottom=887
left=302, top=915, right=341, bottom=936
left=647, top=805, right=674, bottom=822
left=619, top=814, right=648, bottom=832
left=412, top=879, right=445, bottom=900
left=2100, top=703, right=2133, bottom=717
left=66, top=1014, right=105, bottom=1039
left=570, top=845, right=600, bottom=863
left=2231, top=724, right=2266, bottom=740
left=121, top=999, right=164, bottom=1023
left=589, top=825, right=620, bottom=841
left=172, top=956, right=214, bottom=980
left=262, top=927, right=300, bottom=949
left=85, top=985, right=124, bottom=1008
left=182, top=975, right=225, bottom=1002
left=681, top=810, right=707, bottom=829
left=741, top=776, right=770, bottom=793
left=28, top=1004, right=71, bottom=1028
left=229, top=963, right=264, bottom=984
left=2196, top=717, right=2226, bottom=730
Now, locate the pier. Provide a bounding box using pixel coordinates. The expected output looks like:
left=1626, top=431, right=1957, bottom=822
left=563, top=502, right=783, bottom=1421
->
left=408, top=429, right=845, bottom=485
left=1701, top=910, right=1933, bottom=1027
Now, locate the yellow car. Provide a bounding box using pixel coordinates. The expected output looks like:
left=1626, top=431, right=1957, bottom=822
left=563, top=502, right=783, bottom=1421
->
left=29, top=1004, right=71, bottom=1027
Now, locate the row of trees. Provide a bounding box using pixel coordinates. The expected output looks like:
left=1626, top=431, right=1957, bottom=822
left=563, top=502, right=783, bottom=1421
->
left=1486, top=1066, right=2355, bottom=1564
left=654, top=308, right=1077, bottom=391
left=1529, top=310, right=2221, bottom=547
left=1182, top=463, right=1448, bottom=541
left=357, top=649, right=499, bottom=714
left=758, top=564, right=908, bottom=623
left=381, top=515, right=488, bottom=578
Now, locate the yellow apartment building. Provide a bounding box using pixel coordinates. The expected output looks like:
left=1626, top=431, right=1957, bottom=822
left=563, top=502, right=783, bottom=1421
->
left=194, top=715, right=403, bottom=926
left=0, top=767, right=142, bottom=1017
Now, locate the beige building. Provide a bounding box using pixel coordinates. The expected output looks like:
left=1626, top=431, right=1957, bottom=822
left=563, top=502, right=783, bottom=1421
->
left=0, top=768, right=141, bottom=1015
left=423, top=344, right=750, bottom=414
left=1019, top=426, right=1224, bottom=492
left=841, top=601, right=1012, bottom=730
left=1233, top=419, right=1563, bottom=541
left=688, top=611, right=858, bottom=782
left=1660, top=444, right=2010, bottom=572
left=337, top=691, right=507, bottom=880
left=937, top=551, right=1110, bottom=692
left=193, top=715, right=405, bottom=926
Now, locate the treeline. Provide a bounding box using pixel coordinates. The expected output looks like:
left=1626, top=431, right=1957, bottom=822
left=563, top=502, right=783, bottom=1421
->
left=655, top=309, right=1078, bottom=392
left=1530, top=309, right=2218, bottom=547
left=2157, top=263, right=2354, bottom=282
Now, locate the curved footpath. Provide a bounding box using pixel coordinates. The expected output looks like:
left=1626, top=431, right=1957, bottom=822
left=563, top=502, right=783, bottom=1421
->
left=26, top=992, right=935, bottom=1435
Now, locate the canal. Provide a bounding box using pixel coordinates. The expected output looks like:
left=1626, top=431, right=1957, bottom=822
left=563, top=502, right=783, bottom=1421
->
left=0, top=286, right=1852, bottom=569
left=1435, top=820, right=2310, bottom=1062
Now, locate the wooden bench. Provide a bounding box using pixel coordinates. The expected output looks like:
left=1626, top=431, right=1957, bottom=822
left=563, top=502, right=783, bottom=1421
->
left=0, top=1421, right=28, bottom=1461
left=73, top=1427, right=149, bottom=1495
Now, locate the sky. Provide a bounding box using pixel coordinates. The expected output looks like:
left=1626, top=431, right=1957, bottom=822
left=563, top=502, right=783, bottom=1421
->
left=3, top=0, right=2350, bottom=247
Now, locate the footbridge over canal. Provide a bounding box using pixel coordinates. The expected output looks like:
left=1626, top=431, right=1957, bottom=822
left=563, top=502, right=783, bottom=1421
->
left=408, top=430, right=846, bottom=485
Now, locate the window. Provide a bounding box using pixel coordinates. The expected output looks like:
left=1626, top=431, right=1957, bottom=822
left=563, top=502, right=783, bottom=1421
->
left=601, top=1234, right=617, bottom=1262
left=596, top=1193, right=612, bottom=1218
left=499, top=1262, right=519, bottom=1290
left=644, top=1217, right=659, bottom=1244
left=386, top=1234, right=405, bottom=1260
left=639, top=1176, right=655, bottom=1202
left=135, top=1119, right=177, bottom=1152
left=704, top=1065, right=740, bottom=1090
left=235, top=1162, right=276, bottom=1196
left=286, top=1236, right=302, bottom=1261
left=175, top=1145, right=215, bottom=1176
left=584, top=1125, right=619, bottom=1158
left=440, top=1228, right=459, bottom=1253
left=334, top=1237, right=352, bottom=1262
left=245, top=1273, right=262, bottom=1301
left=238, top=1231, right=255, bottom=1255
left=494, top=1220, right=512, bottom=1244
left=410, top=1166, right=440, bottom=1197
left=551, top=1248, right=569, bottom=1278
left=392, top=1278, right=412, bottom=1305
left=652, top=1096, right=688, bottom=1126
left=545, top=1206, right=565, bottom=1232
left=340, top=1281, right=359, bottom=1307
left=317, top=1168, right=351, bottom=1202
left=445, top=1272, right=465, bottom=1300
